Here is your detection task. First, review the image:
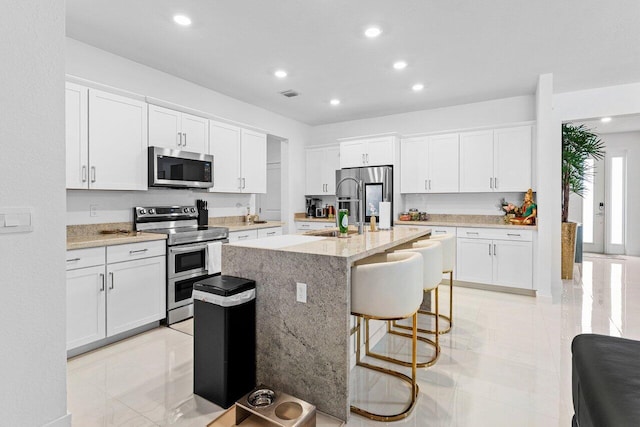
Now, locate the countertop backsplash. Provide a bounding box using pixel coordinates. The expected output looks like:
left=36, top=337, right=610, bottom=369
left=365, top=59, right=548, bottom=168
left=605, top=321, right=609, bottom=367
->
left=403, top=191, right=529, bottom=216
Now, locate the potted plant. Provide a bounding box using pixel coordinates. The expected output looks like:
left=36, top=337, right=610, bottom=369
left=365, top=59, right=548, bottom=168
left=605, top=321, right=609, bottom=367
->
left=561, top=123, right=605, bottom=279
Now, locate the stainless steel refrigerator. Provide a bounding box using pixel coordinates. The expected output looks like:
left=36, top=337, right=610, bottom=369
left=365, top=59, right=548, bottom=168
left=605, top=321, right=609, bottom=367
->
left=335, top=166, right=393, bottom=226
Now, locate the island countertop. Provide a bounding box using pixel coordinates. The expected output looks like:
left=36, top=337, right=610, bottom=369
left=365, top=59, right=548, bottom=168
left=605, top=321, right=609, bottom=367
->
left=227, top=226, right=431, bottom=264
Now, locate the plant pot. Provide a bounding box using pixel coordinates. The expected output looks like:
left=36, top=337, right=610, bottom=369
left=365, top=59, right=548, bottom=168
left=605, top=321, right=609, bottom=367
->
left=561, top=222, right=578, bottom=280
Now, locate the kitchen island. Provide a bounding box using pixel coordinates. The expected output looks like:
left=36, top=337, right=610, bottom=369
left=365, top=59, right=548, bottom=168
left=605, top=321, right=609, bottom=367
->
left=222, top=226, right=431, bottom=421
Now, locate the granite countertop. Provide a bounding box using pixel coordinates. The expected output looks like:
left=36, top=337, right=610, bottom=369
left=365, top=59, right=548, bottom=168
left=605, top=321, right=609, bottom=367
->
left=67, top=232, right=166, bottom=250
left=224, top=221, right=286, bottom=232
left=227, top=226, right=431, bottom=264
left=395, top=220, right=537, bottom=231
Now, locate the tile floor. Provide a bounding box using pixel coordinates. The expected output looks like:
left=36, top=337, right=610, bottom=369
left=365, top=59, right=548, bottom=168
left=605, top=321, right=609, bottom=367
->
left=67, top=254, right=639, bottom=426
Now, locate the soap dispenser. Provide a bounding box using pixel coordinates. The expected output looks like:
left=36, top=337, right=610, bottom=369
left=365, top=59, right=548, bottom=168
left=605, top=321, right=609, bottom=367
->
left=245, top=207, right=253, bottom=224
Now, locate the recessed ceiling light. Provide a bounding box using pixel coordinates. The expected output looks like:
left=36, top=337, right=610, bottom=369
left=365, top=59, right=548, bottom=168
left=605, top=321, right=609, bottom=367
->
left=364, top=27, right=382, bottom=38
left=412, top=83, right=424, bottom=92
left=173, top=14, right=192, bottom=26
left=601, top=117, right=612, bottom=123
left=393, top=61, right=407, bottom=70
left=274, top=70, right=288, bottom=78
left=330, top=99, right=341, bottom=106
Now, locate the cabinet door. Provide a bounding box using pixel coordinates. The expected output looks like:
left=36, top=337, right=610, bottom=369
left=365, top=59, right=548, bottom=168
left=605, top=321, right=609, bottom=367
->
left=366, top=137, right=395, bottom=166
left=322, top=146, right=341, bottom=194
left=241, top=129, right=267, bottom=193
left=180, top=113, right=208, bottom=154
left=456, top=238, right=493, bottom=284
left=400, top=137, right=429, bottom=193
left=65, top=83, right=89, bottom=189
left=66, top=265, right=106, bottom=350
left=459, top=130, right=494, bottom=192
left=428, top=133, right=459, bottom=193
left=106, top=256, right=166, bottom=337
left=493, top=240, right=533, bottom=289
left=89, top=90, right=148, bottom=190
left=209, top=121, right=241, bottom=192
left=493, top=126, right=532, bottom=192
left=305, top=148, right=325, bottom=195
left=340, top=141, right=366, bottom=168
left=148, top=105, right=181, bottom=149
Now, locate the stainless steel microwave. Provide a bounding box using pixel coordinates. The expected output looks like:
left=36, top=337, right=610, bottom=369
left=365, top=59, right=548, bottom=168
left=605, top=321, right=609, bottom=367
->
left=148, top=147, right=213, bottom=189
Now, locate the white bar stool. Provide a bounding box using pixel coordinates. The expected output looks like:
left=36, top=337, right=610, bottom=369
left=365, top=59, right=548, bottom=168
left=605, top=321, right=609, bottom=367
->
left=350, top=251, right=424, bottom=422
left=425, top=234, right=455, bottom=334
left=374, top=240, right=443, bottom=368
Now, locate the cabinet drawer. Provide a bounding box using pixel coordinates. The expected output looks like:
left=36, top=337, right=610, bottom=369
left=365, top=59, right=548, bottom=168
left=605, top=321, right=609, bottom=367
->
left=295, top=221, right=328, bottom=232
left=66, top=247, right=105, bottom=270
left=107, top=240, right=166, bottom=264
left=457, top=227, right=532, bottom=241
left=228, top=229, right=258, bottom=242
left=430, top=226, right=457, bottom=236
left=258, top=227, right=282, bottom=238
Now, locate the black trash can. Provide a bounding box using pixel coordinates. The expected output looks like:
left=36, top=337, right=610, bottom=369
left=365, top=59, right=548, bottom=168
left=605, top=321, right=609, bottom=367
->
left=192, top=275, right=256, bottom=408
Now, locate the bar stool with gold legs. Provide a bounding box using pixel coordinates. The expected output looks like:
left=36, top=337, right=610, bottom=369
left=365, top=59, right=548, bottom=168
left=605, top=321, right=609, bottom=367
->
left=365, top=240, right=443, bottom=368
left=424, top=234, right=456, bottom=334
left=350, top=251, right=424, bottom=422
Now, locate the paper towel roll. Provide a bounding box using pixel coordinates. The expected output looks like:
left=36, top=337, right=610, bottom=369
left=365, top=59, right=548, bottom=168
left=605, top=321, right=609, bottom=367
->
left=379, top=202, right=391, bottom=229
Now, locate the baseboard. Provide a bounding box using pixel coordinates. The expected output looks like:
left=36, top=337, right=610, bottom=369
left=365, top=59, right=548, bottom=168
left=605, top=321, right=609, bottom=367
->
left=43, top=412, right=71, bottom=427
left=67, top=321, right=160, bottom=358
left=453, top=280, right=536, bottom=297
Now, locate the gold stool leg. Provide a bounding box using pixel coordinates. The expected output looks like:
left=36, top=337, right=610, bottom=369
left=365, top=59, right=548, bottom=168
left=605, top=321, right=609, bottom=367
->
left=350, top=313, right=420, bottom=422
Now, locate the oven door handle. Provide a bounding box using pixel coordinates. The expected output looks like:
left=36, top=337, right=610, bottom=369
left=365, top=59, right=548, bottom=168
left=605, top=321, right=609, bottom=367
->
left=170, top=245, right=207, bottom=254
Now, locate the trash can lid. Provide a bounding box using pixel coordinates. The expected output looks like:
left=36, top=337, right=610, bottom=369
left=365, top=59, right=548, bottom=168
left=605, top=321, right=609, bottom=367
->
left=193, top=275, right=256, bottom=296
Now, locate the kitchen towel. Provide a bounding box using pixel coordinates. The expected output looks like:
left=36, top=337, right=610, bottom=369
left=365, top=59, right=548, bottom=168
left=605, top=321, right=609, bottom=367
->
left=379, top=202, right=391, bottom=229
left=206, top=241, right=222, bottom=274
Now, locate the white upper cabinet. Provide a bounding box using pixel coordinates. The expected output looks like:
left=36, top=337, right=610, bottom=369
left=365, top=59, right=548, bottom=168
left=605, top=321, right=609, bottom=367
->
left=305, top=145, right=340, bottom=195
left=88, top=89, right=148, bottom=191
left=148, top=105, right=208, bottom=153
left=241, top=129, right=267, bottom=194
left=401, top=133, right=458, bottom=193
left=459, top=125, right=532, bottom=193
left=339, top=136, right=395, bottom=168
left=65, top=82, right=89, bottom=189
left=208, top=121, right=266, bottom=193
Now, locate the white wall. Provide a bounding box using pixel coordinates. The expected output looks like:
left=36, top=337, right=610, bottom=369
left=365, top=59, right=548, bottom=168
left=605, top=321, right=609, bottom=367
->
left=0, top=2, right=69, bottom=426
left=66, top=38, right=310, bottom=232
left=309, top=95, right=535, bottom=145
left=404, top=192, right=528, bottom=216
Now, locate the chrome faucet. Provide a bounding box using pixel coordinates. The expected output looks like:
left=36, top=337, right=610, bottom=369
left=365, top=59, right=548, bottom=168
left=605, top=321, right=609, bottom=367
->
left=335, top=177, right=365, bottom=235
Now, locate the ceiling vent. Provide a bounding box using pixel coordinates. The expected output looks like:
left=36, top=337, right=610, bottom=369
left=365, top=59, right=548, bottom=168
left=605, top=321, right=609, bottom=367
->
left=279, top=89, right=300, bottom=98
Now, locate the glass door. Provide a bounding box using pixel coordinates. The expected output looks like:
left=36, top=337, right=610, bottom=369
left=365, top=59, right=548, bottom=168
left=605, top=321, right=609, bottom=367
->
left=606, top=151, right=627, bottom=254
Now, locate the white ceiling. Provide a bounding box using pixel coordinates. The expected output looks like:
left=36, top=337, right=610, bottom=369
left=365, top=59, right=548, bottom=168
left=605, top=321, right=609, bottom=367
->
left=66, top=1, right=640, bottom=126
left=572, top=114, right=640, bottom=135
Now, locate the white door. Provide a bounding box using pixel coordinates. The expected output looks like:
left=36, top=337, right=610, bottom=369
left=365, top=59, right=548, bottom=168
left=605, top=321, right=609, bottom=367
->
left=340, top=141, right=366, bottom=168
left=400, top=137, right=429, bottom=193
left=241, top=129, right=267, bottom=193
left=459, top=130, right=494, bottom=192
left=456, top=238, right=493, bottom=284
left=493, top=240, right=533, bottom=289
left=88, top=90, right=148, bottom=190
left=428, top=133, right=459, bottom=193
left=148, top=105, right=181, bottom=149
left=209, top=121, right=241, bottom=192
left=605, top=151, right=627, bottom=255
left=583, top=157, right=605, bottom=253
left=180, top=113, right=208, bottom=154
left=323, top=146, right=341, bottom=194
left=258, top=163, right=282, bottom=220
left=65, top=82, right=89, bottom=189
left=106, top=256, right=166, bottom=337
left=494, top=126, right=532, bottom=191
left=66, top=266, right=106, bottom=350
left=305, top=148, right=325, bottom=195
left=366, top=138, right=395, bottom=166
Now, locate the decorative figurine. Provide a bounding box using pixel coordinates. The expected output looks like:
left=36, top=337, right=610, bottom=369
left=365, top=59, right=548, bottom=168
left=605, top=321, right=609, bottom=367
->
left=499, top=189, right=537, bottom=225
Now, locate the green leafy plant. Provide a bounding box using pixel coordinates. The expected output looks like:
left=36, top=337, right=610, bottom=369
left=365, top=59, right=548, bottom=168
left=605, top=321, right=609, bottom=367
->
left=562, top=123, right=606, bottom=223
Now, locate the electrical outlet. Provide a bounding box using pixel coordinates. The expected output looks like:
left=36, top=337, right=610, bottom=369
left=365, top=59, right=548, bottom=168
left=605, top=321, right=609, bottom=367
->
left=90, top=205, right=98, bottom=217
left=296, top=282, right=307, bottom=303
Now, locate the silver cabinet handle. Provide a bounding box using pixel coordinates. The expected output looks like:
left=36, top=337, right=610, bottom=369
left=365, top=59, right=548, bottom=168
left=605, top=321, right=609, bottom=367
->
left=494, top=177, right=498, bottom=189
left=466, top=231, right=479, bottom=235
left=109, top=272, right=114, bottom=290
left=489, top=177, right=493, bottom=189
left=366, top=153, right=369, bottom=164
left=178, top=132, right=183, bottom=146
left=434, top=230, right=446, bottom=234
left=425, top=180, right=428, bottom=190
left=238, top=234, right=249, bottom=240
left=507, top=233, right=521, bottom=237
left=242, top=178, right=246, bottom=189
left=183, top=133, right=186, bottom=147
left=238, top=177, right=242, bottom=189
left=301, top=224, right=310, bottom=228
left=99, top=273, right=105, bottom=292
left=361, top=153, right=365, bottom=164
left=66, top=257, right=81, bottom=263
left=493, top=244, right=497, bottom=255
left=489, top=244, right=492, bottom=255
left=91, top=166, right=96, bottom=183
left=82, top=166, right=87, bottom=182
left=429, top=179, right=432, bottom=190
left=266, top=232, right=276, bottom=236
left=129, top=249, right=148, bottom=255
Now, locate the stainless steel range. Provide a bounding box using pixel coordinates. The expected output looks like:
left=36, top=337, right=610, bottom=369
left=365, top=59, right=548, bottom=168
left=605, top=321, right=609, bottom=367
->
left=134, top=206, right=229, bottom=324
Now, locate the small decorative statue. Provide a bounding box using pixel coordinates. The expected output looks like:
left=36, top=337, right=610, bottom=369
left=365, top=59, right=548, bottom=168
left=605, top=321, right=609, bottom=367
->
left=499, top=189, right=537, bottom=225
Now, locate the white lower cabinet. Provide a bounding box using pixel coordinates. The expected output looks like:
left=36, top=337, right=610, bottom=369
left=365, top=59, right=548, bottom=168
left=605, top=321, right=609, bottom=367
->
left=456, top=227, right=533, bottom=290
left=258, top=227, right=283, bottom=238
left=295, top=221, right=336, bottom=233
left=228, top=229, right=259, bottom=242
left=66, top=242, right=166, bottom=352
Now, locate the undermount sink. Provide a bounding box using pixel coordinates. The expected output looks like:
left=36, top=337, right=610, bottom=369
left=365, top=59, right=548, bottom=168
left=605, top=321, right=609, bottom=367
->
left=306, top=229, right=359, bottom=237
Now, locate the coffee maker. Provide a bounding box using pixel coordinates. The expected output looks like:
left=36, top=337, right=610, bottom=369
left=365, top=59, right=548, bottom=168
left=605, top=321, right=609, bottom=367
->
left=305, top=197, right=322, bottom=217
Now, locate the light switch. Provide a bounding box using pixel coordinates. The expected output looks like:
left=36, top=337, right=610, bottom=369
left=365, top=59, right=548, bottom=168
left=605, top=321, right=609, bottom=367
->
left=0, top=208, right=33, bottom=233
